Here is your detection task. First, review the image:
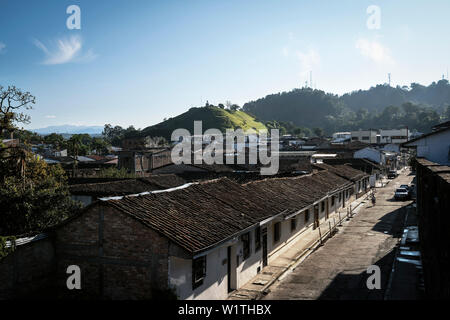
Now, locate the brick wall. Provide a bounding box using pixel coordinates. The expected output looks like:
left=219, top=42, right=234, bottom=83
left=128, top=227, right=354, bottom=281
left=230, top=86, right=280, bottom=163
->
left=0, top=237, right=55, bottom=299
left=55, top=204, right=171, bottom=299
left=416, top=158, right=450, bottom=298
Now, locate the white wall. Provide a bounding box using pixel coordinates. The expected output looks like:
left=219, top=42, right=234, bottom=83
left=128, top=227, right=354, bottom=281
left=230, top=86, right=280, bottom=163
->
left=168, top=188, right=355, bottom=300
left=169, top=245, right=230, bottom=300
left=354, top=147, right=382, bottom=164
left=406, top=130, right=450, bottom=165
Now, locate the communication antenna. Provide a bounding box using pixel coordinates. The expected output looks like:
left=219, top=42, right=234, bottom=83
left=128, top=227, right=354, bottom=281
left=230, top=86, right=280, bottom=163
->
left=388, top=73, right=391, bottom=86
left=310, top=71, right=313, bottom=88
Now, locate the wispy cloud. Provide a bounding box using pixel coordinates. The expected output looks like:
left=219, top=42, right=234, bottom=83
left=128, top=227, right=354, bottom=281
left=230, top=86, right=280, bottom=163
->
left=45, top=115, right=56, bottom=119
left=355, top=38, right=394, bottom=65
left=0, top=42, right=6, bottom=53
left=296, top=48, right=320, bottom=76
left=33, top=35, right=97, bottom=65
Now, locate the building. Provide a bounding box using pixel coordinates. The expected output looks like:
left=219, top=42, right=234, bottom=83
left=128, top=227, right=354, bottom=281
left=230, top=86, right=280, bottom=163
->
left=353, top=147, right=386, bottom=164
left=378, top=128, right=411, bottom=144
left=1, top=139, right=19, bottom=148
left=402, top=125, right=450, bottom=165
left=69, top=174, right=186, bottom=206
left=118, top=149, right=172, bottom=175
left=351, top=130, right=378, bottom=144
left=414, top=158, right=450, bottom=298
left=323, top=158, right=382, bottom=187
left=331, top=132, right=351, bottom=143
left=53, top=170, right=367, bottom=300
left=313, top=163, right=370, bottom=197
left=0, top=165, right=371, bottom=300
left=311, top=153, right=337, bottom=163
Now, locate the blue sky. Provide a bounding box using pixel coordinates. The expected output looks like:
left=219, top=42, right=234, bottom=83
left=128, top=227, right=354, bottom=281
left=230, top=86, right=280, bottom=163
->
left=1, top=0, right=449, bottom=130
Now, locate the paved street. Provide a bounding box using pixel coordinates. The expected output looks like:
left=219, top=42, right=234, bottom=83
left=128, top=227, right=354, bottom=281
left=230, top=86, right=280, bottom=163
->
left=263, top=170, right=414, bottom=300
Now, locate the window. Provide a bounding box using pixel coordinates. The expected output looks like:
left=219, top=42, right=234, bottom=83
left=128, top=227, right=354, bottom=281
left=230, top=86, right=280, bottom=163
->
left=321, top=201, right=325, bottom=212
left=304, top=209, right=310, bottom=223
left=241, top=232, right=251, bottom=260
left=192, top=256, right=206, bottom=290
left=290, top=218, right=297, bottom=232
left=255, top=227, right=261, bottom=252
left=273, top=222, right=281, bottom=243
left=362, top=136, right=369, bottom=140
left=339, top=192, right=342, bottom=202
left=331, top=196, right=335, bottom=206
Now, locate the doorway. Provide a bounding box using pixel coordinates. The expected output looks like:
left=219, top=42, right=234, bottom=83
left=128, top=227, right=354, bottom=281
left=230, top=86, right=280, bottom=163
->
left=313, top=204, right=319, bottom=229
left=262, top=227, right=268, bottom=267
left=227, top=245, right=237, bottom=292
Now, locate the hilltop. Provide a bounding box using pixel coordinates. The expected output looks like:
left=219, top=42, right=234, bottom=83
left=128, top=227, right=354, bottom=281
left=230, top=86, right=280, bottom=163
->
left=141, top=106, right=267, bottom=139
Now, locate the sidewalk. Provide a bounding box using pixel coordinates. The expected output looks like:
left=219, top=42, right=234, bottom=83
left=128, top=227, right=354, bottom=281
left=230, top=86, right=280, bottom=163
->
left=227, top=193, right=371, bottom=300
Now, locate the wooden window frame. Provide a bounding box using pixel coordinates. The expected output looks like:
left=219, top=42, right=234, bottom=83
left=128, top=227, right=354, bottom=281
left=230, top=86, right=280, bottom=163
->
left=192, top=256, right=206, bottom=290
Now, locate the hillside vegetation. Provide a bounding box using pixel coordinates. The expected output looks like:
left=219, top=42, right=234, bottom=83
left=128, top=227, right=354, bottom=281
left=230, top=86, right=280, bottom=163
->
left=141, top=106, right=267, bottom=139
left=242, top=80, right=450, bottom=135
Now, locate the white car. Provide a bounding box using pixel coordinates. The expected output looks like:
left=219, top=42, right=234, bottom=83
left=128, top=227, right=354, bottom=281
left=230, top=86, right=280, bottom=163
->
left=394, top=188, right=409, bottom=200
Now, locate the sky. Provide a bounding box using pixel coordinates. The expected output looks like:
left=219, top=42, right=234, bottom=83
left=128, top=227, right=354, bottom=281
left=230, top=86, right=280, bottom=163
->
left=1, top=0, right=449, bottom=130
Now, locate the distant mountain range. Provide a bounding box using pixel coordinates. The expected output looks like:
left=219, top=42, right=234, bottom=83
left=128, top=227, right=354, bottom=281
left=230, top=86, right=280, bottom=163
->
left=31, top=125, right=104, bottom=136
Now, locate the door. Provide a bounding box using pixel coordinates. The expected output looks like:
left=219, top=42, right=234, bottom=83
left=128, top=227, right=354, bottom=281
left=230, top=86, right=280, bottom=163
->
left=262, top=228, right=268, bottom=267
left=313, top=204, right=319, bottom=229
left=227, top=245, right=237, bottom=292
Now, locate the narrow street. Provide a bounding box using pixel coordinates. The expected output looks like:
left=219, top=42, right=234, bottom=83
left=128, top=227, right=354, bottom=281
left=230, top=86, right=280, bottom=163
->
left=263, top=170, right=415, bottom=300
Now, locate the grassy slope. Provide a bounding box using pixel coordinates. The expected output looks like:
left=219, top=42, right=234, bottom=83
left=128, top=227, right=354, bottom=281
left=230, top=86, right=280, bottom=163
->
left=141, top=106, right=267, bottom=138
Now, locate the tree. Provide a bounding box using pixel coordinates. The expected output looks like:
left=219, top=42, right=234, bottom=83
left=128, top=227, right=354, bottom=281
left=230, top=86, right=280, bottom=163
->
left=0, top=149, right=80, bottom=235
left=102, top=124, right=125, bottom=146
left=444, top=105, right=450, bottom=121
left=44, top=133, right=67, bottom=150
left=230, top=104, right=240, bottom=111
left=91, top=137, right=110, bottom=155
left=0, top=85, right=36, bottom=135
left=313, top=127, right=324, bottom=137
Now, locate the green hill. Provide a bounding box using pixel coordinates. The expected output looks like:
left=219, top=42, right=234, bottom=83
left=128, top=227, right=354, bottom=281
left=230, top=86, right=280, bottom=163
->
left=141, top=106, right=267, bottom=139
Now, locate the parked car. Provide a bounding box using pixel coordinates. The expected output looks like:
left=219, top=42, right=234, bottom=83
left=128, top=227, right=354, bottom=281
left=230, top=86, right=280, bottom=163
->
left=394, top=188, right=410, bottom=200
left=400, top=184, right=410, bottom=191
left=388, top=170, right=398, bottom=179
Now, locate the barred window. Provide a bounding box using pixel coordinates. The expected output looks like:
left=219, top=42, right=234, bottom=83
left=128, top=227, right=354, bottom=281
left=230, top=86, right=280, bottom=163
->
left=192, top=256, right=206, bottom=290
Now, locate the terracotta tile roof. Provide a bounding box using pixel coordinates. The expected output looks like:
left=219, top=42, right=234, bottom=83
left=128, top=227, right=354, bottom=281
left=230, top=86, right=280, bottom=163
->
left=323, top=158, right=382, bottom=173
left=313, top=163, right=369, bottom=182
left=69, top=174, right=186, bottom=197
left=99, top=171, right=352, bottom=254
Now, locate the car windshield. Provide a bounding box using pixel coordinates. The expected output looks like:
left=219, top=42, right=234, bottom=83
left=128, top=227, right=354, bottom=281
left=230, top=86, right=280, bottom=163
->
left=396, top=188, right=407, bottom=193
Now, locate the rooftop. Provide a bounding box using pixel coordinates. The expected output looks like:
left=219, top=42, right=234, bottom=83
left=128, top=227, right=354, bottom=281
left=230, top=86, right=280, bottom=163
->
left=67, top=170, right=354, bottom=255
